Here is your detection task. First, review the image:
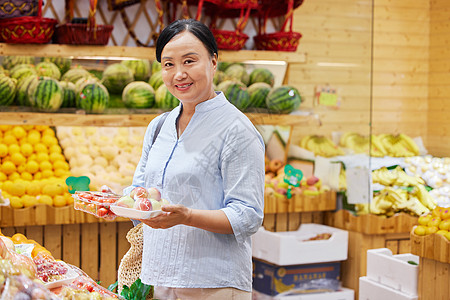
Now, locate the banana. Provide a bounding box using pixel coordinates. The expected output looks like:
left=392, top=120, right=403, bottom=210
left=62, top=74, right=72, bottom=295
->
left=300, top=135, right=313, bottom=149
left=370, top=135, right=388, bottom=156
left=415, top=184, right=437, bottom=210
left=398, top=133, right=420, bottom=156
left=340, top=132, right=358, bottom=147
left=403, top=196, right=430, bottom=216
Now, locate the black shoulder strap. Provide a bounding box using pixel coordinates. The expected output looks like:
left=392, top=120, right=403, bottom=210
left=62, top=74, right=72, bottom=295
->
left=151, top=112, right=169, bottom=146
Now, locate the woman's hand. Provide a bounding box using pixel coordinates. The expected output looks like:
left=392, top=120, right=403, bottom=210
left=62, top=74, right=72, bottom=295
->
left=138, top=204, right=192, bottom=229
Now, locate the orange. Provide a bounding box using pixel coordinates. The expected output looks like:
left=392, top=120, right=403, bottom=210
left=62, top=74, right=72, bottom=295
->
left=20, top=172, right=33, bottom=181
left=25, top=160, right=39, bottom=174
left=34, top=172, right=42, bottom=180
left=0, top=125, right=12, bottom=132
left=26, top=181, right=41, bottom=196
left=34, top=143, right=48, bottom=154
left=34, top=125, right=48, bottom=132
left=9, top=181, right=26, bottom=197
left=41, top=169, right=53, bottom=178
left=41, top=135, right=58, bottom=147
left=42, top=128, right=55, bottom=136
left=22, top=195, right=37, bottom=208
left=37, top=195, right=52, bottom=206
left=11, top=126, right=26, bottom=139
left=0, top=144, right=7, bottom=157
left=0, top=171, right=6, bottom=181
left=11, top=233, right=27, bottom=243
left=53, top=195, right=66, bottom=207
left=16, top=164, right=26, bottom=173
left=53, top=160, right=69, bottom=171
left=39, top=160, right=52, bottom=172
left=20, top=143, right=33, bottom=157
left=49, top=152, right=65, bottom=163
left=8, top=144, right=20, bottom=155
left=64, top=193, right=74, bottom=205
left=9, top=196, right=23, bottom=209
left=10, top=152, right=26, bottom=166
left=49, top=145, right=62, bottom=154
left=8, top=172, right=20, bottom=181
left=36, top=152, right=49, bottom=163
left=27, top=131, right=41, bottom=145
left=1, top=161, right=16, bottom=175
left=22, top=125, right=34, bottom=131
left=2, top=135, right=17, bottom=145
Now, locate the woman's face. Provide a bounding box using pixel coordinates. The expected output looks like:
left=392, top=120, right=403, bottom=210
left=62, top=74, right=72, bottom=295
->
left=160, top=31, right=217, bottom=106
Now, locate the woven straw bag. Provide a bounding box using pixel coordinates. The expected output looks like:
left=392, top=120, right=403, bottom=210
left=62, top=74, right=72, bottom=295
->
left=117, top=223, right=144, bottom=293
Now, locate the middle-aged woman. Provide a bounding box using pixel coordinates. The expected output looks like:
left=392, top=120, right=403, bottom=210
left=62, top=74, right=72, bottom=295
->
left=124, top=18, right=265, bottom=300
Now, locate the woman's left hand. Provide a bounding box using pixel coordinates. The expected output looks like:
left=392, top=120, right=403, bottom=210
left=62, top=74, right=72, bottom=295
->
left=138, top=204, right=192, bottom=229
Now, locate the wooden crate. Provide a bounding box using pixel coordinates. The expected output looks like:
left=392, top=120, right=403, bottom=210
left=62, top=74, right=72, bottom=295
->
left=410, top=231, right=450, bottom=300
left=325, top=210, right=417, bottom=298
left=263, top=191, right=337, bottom=232
left=0, top=221, right=134, bottom=288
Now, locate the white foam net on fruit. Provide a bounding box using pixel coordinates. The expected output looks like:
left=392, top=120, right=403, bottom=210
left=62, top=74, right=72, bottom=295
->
left=118, top=223, right=144, bottom=293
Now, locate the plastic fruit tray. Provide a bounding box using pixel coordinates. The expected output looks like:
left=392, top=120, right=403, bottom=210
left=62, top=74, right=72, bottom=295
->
left=72, top=191, right=121, bottom=220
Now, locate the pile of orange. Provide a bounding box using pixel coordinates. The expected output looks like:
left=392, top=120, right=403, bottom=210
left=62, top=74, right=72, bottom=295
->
left=0, top=125, right=73, bottom=208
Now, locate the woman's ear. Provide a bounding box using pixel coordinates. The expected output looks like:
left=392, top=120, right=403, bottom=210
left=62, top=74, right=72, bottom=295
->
left=211, top=53, right=218, bottom=71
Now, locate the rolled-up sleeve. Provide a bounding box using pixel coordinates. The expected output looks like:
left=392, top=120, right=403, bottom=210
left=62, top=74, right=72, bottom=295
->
left=220, top=122, right=265, bottom=244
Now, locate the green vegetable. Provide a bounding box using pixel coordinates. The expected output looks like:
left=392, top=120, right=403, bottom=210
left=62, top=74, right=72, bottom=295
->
left=120, top=278, right=153, bottom=300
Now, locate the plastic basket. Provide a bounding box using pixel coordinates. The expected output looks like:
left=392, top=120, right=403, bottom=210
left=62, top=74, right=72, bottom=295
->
left=53, top=0, right=113, bottom=45
left=0, top=0, right=38, bottom=18
left=0, top=0, right=57, bottom=44
left=254, top=0, right=302, bottom=52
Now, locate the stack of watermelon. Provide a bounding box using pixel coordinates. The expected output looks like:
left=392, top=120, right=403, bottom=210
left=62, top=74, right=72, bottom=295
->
left=215, top=62, right=302, bottom=114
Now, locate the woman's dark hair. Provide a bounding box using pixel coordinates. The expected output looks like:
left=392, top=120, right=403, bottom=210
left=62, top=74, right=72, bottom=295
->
left=156, top=19, right=218, bottom=63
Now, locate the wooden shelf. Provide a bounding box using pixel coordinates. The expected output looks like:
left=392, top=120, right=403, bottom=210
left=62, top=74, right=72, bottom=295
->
left=0, top=43, right=306, bottom=63
left=0, top=111, right=319, bottom=127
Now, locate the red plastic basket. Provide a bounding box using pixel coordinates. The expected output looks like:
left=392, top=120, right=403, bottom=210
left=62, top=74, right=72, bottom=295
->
left=254, top=0, right=302, bottom=52
left=0, top=0, right=38, bottom=18
left=53, top=0, right=113, bottom=45
left=0, top=0, right=56, bottom=44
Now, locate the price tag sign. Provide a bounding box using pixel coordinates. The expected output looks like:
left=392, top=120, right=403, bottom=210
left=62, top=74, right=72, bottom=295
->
left=318, top=92, right=338, bottom=106
left=314, top=85, right=339, bottom=108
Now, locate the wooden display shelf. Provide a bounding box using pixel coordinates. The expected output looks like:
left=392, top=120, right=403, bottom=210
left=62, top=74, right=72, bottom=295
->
left=410, top=230, right=450, bottom=264
left=0, top=43, right=306, bottom=63
left=324, top=209, right=417, bottom=299
left=325, top=209, right=418, bottom=235
left=410, top=231, right=450, bottom=300
left=0, top=204, right=129, bottom=227
left=0, top=111, right=318, bottom=127
left=262, top=191, right=336, bottom=232
left=264, top=190, right=336, bottom=214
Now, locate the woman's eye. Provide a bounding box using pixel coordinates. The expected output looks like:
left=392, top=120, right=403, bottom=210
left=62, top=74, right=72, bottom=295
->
left=164, top=62, right=173, bottom=67
left=184, top=59, right=194, bottom=64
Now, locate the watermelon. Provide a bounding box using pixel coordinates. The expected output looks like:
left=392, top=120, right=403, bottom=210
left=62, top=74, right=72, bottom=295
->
left=27, top=77, right=63, bottom=112
left=77, top=80, right=109, bottom=113
left=2, top=56, right=34, bottom=70
left=224, top=64, right=249, bottom=86
left=9, top=64, right=36, bottom=82
left=74, top=76, right=100, bottom=93
left=59, top=81, right=77, bottom=108
left=219, top=80, right=250, bottom=111
left=266, top=85, right=302, bottom=114
left=218, top=62, right=233, bottom=72
left=102, top=63, right=134, bottom=94
left=121, top=59, right=151, bottom=81
left=155, top=85, right=179, bottom=109
left=16, top=75, right=38, bottom=106
left=152, top=61, right=161, bottom=74
left=61, top=68, right=93, bottom=84
left=249, top=68, right=274, bottom=87
left=35, top=62, right=61, bottom=80
left=0, top=75, right=17, bottom=106
left=122, top=81, right=155, bottom=108
left=213, top=70, right=231, bottom=85
left=42, top=57, right=72, bottom=75
left=148, top=71, right=164, bottom=90
left=247, top=82, right=271, bottom=108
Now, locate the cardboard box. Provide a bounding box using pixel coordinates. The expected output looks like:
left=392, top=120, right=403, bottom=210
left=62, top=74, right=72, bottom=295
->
left=252, top=223, right=348, bottom=266
left=253, top=258, right=341, bottom=297
left=359, top=277, right=418, bottom=300
left=366, top=248, right=419, bottom=297
left=252, top=288, right=355, bottom=300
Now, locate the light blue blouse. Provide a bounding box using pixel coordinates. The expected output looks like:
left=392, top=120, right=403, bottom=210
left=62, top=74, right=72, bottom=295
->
left=123, top=92, right=265, bottom=292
